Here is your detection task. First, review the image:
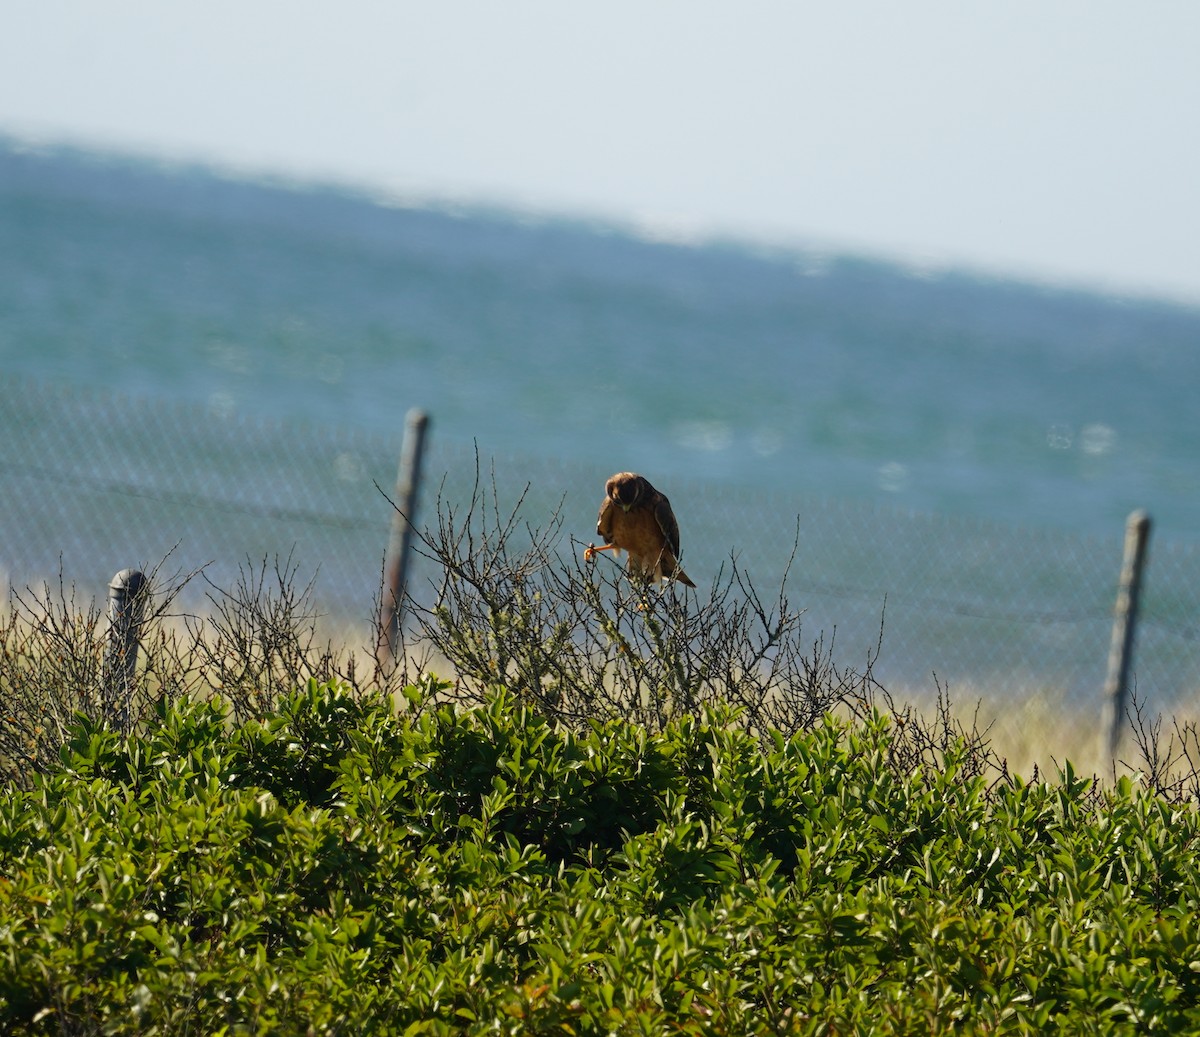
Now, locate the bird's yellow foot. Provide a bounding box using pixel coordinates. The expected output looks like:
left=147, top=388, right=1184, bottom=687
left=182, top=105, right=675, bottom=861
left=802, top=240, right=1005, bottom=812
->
left=585, top=543, right=617, bottom=563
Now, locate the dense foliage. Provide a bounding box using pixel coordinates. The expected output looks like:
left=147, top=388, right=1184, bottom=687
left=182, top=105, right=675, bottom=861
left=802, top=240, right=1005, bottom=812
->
left=2, top=679, right=1199, bottom=1035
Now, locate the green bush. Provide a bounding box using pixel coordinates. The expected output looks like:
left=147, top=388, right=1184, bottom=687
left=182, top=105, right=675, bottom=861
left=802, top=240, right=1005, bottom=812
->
left=2, top=679, right=1200, bottom=1035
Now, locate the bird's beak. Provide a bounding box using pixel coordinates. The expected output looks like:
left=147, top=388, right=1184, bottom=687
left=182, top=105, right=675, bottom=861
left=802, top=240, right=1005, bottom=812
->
left=619, top=503, right=631, bottom=513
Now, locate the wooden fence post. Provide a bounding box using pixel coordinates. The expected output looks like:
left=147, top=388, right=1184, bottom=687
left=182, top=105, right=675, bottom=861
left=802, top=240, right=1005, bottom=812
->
left=1102, top=510, right=1152, bottom=757
left=102, top=568, right=148, bottom=731
left=378, top=409, right=429, bottom=665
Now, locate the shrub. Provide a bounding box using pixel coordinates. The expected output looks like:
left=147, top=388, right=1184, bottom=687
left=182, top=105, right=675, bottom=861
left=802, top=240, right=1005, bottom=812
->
left=402, top=462, right=884, bottom=738
left=2, top=682, right=1200, bottom=1034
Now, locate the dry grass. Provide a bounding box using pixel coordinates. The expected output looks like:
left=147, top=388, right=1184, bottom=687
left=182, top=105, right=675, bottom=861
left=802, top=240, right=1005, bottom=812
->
left=0, top=555, right=426, bottom=787
left=859, top=681, right=1107, bottom=781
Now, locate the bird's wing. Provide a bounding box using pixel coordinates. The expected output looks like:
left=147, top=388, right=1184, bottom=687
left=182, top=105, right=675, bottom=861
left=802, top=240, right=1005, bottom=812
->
left=653, top=494, right=682, bottom=558
left=597, top=496, right=615, bottom=542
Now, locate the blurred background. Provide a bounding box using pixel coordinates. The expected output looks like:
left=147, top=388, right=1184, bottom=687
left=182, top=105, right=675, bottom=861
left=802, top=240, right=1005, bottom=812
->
left=2, top=4, right=1199, bottom=760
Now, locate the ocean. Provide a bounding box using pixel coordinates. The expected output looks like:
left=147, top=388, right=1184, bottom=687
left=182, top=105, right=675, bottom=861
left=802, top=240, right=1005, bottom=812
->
left=2, top=137, right=1198, bottom=719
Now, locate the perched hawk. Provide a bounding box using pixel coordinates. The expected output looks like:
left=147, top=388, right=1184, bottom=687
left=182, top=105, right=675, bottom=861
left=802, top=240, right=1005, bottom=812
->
left=586, top=471, right=696, bottom=587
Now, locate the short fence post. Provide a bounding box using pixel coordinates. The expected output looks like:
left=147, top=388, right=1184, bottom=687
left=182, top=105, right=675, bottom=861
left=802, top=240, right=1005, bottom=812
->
left=1102, top=510, right=1152, bottom=758
left=378, top=409, right=430, bottom=664
left=103, top=568, right=149, bottom=731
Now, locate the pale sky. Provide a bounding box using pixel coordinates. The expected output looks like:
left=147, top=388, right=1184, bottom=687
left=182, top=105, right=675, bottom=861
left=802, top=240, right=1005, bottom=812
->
left=3, top=2, right=1199, bottom=303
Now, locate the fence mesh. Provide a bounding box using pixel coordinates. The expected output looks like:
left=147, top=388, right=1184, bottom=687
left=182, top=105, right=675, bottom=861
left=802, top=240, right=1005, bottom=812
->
left=4, top=376, right=1199, bottom=768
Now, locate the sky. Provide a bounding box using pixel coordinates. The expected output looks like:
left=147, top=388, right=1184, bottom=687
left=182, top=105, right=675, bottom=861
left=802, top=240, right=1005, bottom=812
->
left=2, top=2, right=1199, bottom=304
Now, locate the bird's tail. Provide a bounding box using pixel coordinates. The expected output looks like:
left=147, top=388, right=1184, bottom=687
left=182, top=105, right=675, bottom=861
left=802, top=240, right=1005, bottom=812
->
left=672, top=566, right=696, bottom=588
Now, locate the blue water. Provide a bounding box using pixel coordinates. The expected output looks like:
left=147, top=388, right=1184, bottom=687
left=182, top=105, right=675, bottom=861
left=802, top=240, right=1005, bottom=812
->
left=3, top=137, right=1199, bottom=544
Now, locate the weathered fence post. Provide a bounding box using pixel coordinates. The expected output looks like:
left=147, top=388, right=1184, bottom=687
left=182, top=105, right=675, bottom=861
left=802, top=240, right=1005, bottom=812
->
left=378, top=408, right=429, bottom=665
left=1102, top=510, right=1152, bottom=757
left=102, top=568, right=148, bottom=731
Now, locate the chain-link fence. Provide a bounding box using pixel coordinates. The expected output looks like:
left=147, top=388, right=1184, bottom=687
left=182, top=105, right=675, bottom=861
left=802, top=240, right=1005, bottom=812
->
left=4, top=376, right=1199, bottom=767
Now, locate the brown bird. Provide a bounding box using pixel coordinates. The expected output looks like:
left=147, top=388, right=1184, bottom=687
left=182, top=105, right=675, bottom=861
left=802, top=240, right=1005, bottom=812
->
left=585, top=472, right=696, bottom=587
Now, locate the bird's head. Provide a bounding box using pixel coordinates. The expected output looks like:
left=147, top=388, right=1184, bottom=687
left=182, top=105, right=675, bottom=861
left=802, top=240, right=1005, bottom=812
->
left=607, top=472, right=646, bottom=512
